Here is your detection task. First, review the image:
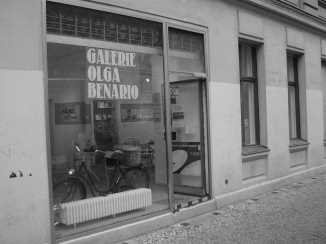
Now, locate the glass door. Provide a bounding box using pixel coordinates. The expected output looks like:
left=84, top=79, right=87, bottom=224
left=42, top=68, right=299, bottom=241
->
left=169, top=79, right=208, bottom=208
left=166, top=27, right=209, bottom=209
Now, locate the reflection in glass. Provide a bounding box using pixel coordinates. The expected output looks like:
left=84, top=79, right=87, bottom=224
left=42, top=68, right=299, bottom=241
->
left=168, top=28, right=208, bottom=204
left=288, top=86, right=298, bottom=139
left=239, top=45, right=254, bottom=78
left=168, top=28, right=205, bottom=81
left=48, top=42, right=168, bottom=236
left=239, top=43, right=259, bottom=146
left=170, top=82, right=203, bottom=189
left=287, top=54, right=300, bottom=139
left=241, top=82, right=257, bottom=145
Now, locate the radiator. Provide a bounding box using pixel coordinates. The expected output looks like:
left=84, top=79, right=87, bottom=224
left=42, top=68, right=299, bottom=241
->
left=58, top=188, right=152, bottom=225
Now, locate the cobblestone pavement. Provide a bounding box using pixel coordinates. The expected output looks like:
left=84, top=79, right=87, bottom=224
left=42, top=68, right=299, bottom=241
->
left=118, top=171, right=326, bottom=244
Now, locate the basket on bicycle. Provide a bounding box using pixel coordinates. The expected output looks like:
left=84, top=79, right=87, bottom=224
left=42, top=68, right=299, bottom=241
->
left=121, top=145, right=142, bottom=166
left=114, top=145, right=153, bottom=167
left=140, top=144, right=154, bottom=167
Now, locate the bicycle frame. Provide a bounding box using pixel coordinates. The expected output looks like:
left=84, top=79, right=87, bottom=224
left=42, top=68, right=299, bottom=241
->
left=65, top=143, right=153, bottom=198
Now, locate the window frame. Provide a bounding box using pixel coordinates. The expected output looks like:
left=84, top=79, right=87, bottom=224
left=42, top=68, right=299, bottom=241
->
left=322, top=60, right=326, bottom=141
left=287, top=53, right=301, bottom=140
left=165, top=23, right=210, bottom=210
left=239, top=43, right=260, bottom=146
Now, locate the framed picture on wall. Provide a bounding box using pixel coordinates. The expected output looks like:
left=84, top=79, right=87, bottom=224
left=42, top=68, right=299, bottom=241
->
left=55, top=102, right=90, bottom=124
left=120, top=103, right=154, bottom=122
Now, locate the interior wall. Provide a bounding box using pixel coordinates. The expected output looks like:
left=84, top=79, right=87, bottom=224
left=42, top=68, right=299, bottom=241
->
left=48, top=79, right=91, bottom=165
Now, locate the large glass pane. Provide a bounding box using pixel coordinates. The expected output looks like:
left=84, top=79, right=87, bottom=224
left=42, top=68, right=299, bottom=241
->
left=168, top=28, right=208, bottom=206
left=170, top=81, right=207, bottom=200
left=287, top=55, right=295, bottom=82
left=241, top=82, right=257, bottom=145
left=48, top=31, right=168, bottom=236
left=288, top=86, right=298, bottom=139
left=239, top=44, right=254, bottom=78
left=168, top=28, right=205, bottom=81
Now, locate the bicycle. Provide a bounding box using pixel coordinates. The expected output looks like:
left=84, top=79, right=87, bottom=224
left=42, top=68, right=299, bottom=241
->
left=52, top=143, right=152, bottom=205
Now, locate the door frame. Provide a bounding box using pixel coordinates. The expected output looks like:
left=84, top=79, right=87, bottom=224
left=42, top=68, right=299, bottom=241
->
left=163, top=22, right=211, bottom=211
left=168, top=79, right=208, bottom=200
left=163, top=22, right=212, bottom=212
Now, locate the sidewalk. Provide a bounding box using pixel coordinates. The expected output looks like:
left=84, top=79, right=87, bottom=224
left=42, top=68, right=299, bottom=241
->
left=118, top=170, right=326, bottom=244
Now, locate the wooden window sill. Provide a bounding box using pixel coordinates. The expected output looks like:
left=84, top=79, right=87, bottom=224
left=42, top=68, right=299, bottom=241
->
left=289, top=138, right=309, bottom=153
left=242, top=145, right=270, bottom=162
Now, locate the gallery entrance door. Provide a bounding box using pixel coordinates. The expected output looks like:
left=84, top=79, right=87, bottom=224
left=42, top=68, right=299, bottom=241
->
left=168, top=79, right=209, bottom=209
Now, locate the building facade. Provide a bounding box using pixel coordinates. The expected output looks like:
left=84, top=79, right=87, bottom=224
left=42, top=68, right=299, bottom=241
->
left=1, top=0, right=326, bottom=243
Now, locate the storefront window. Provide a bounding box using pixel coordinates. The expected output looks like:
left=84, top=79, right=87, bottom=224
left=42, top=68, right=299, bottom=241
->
left=47, top=3, right=168, bottom=237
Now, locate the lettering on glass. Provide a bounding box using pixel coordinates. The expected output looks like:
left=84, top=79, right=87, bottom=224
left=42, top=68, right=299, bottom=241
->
left=86, top=47, right=140, bottom=100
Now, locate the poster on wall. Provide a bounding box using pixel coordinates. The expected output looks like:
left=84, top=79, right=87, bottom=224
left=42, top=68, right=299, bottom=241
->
left=172, top=142, right=201, bottom=176
left=86, top=47, right=151, bottom=101
left=55, top=102, right=90, bottom=124
left=120, top=104, right=155, bottom=122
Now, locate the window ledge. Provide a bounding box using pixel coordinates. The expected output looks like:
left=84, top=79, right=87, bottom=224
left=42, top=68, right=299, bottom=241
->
left=289, top=139, right=309, bottom=153
left=242, top=145, right=270, bottom=162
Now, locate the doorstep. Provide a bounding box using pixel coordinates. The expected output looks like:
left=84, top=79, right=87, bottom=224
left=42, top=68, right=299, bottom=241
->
left=58, top=199, right=217, bottom=244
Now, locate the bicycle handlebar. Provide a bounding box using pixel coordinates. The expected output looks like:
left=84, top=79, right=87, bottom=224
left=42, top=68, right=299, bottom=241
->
left=95, top=149, right=123, bottom=155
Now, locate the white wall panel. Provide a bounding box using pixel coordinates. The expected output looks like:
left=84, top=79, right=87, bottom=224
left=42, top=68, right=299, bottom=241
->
left=286, top=27, right=304, bottom=50
left=306, top=89, right=324, bottom=167
left=208, top=82, right=242, bottom=196
left=265, top=86, right=291, bottom=177
left=238, top=10, right=264, bottom=39
left=0, top=70, right=51, bottom=244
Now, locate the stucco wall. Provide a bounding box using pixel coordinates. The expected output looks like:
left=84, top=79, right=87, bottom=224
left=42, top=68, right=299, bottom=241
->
left=0, top=1, right=52, bottom=244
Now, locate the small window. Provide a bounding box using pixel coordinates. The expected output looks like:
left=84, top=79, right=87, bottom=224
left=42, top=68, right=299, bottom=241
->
left=322, top=61, right=326, bottom=140
left=287, top=54, right=301, bottom=139
left=239, top=43, right=260, bottom=146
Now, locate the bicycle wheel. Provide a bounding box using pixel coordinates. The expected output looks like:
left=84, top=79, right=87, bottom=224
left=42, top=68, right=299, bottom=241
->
left=53, top=178, right=87, bottom=204
left=122, top=168, right=149, bottom=191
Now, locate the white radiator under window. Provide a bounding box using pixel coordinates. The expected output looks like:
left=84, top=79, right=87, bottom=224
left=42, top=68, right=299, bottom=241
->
left=58, top=188, right=152, bottom=225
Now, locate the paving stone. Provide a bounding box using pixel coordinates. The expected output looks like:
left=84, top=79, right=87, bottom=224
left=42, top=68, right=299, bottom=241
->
left=118, top=170, right=326, bottom=244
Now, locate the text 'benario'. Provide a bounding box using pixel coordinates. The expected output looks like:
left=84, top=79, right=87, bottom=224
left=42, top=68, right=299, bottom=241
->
left=86, top=47, right=139, bottom=100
